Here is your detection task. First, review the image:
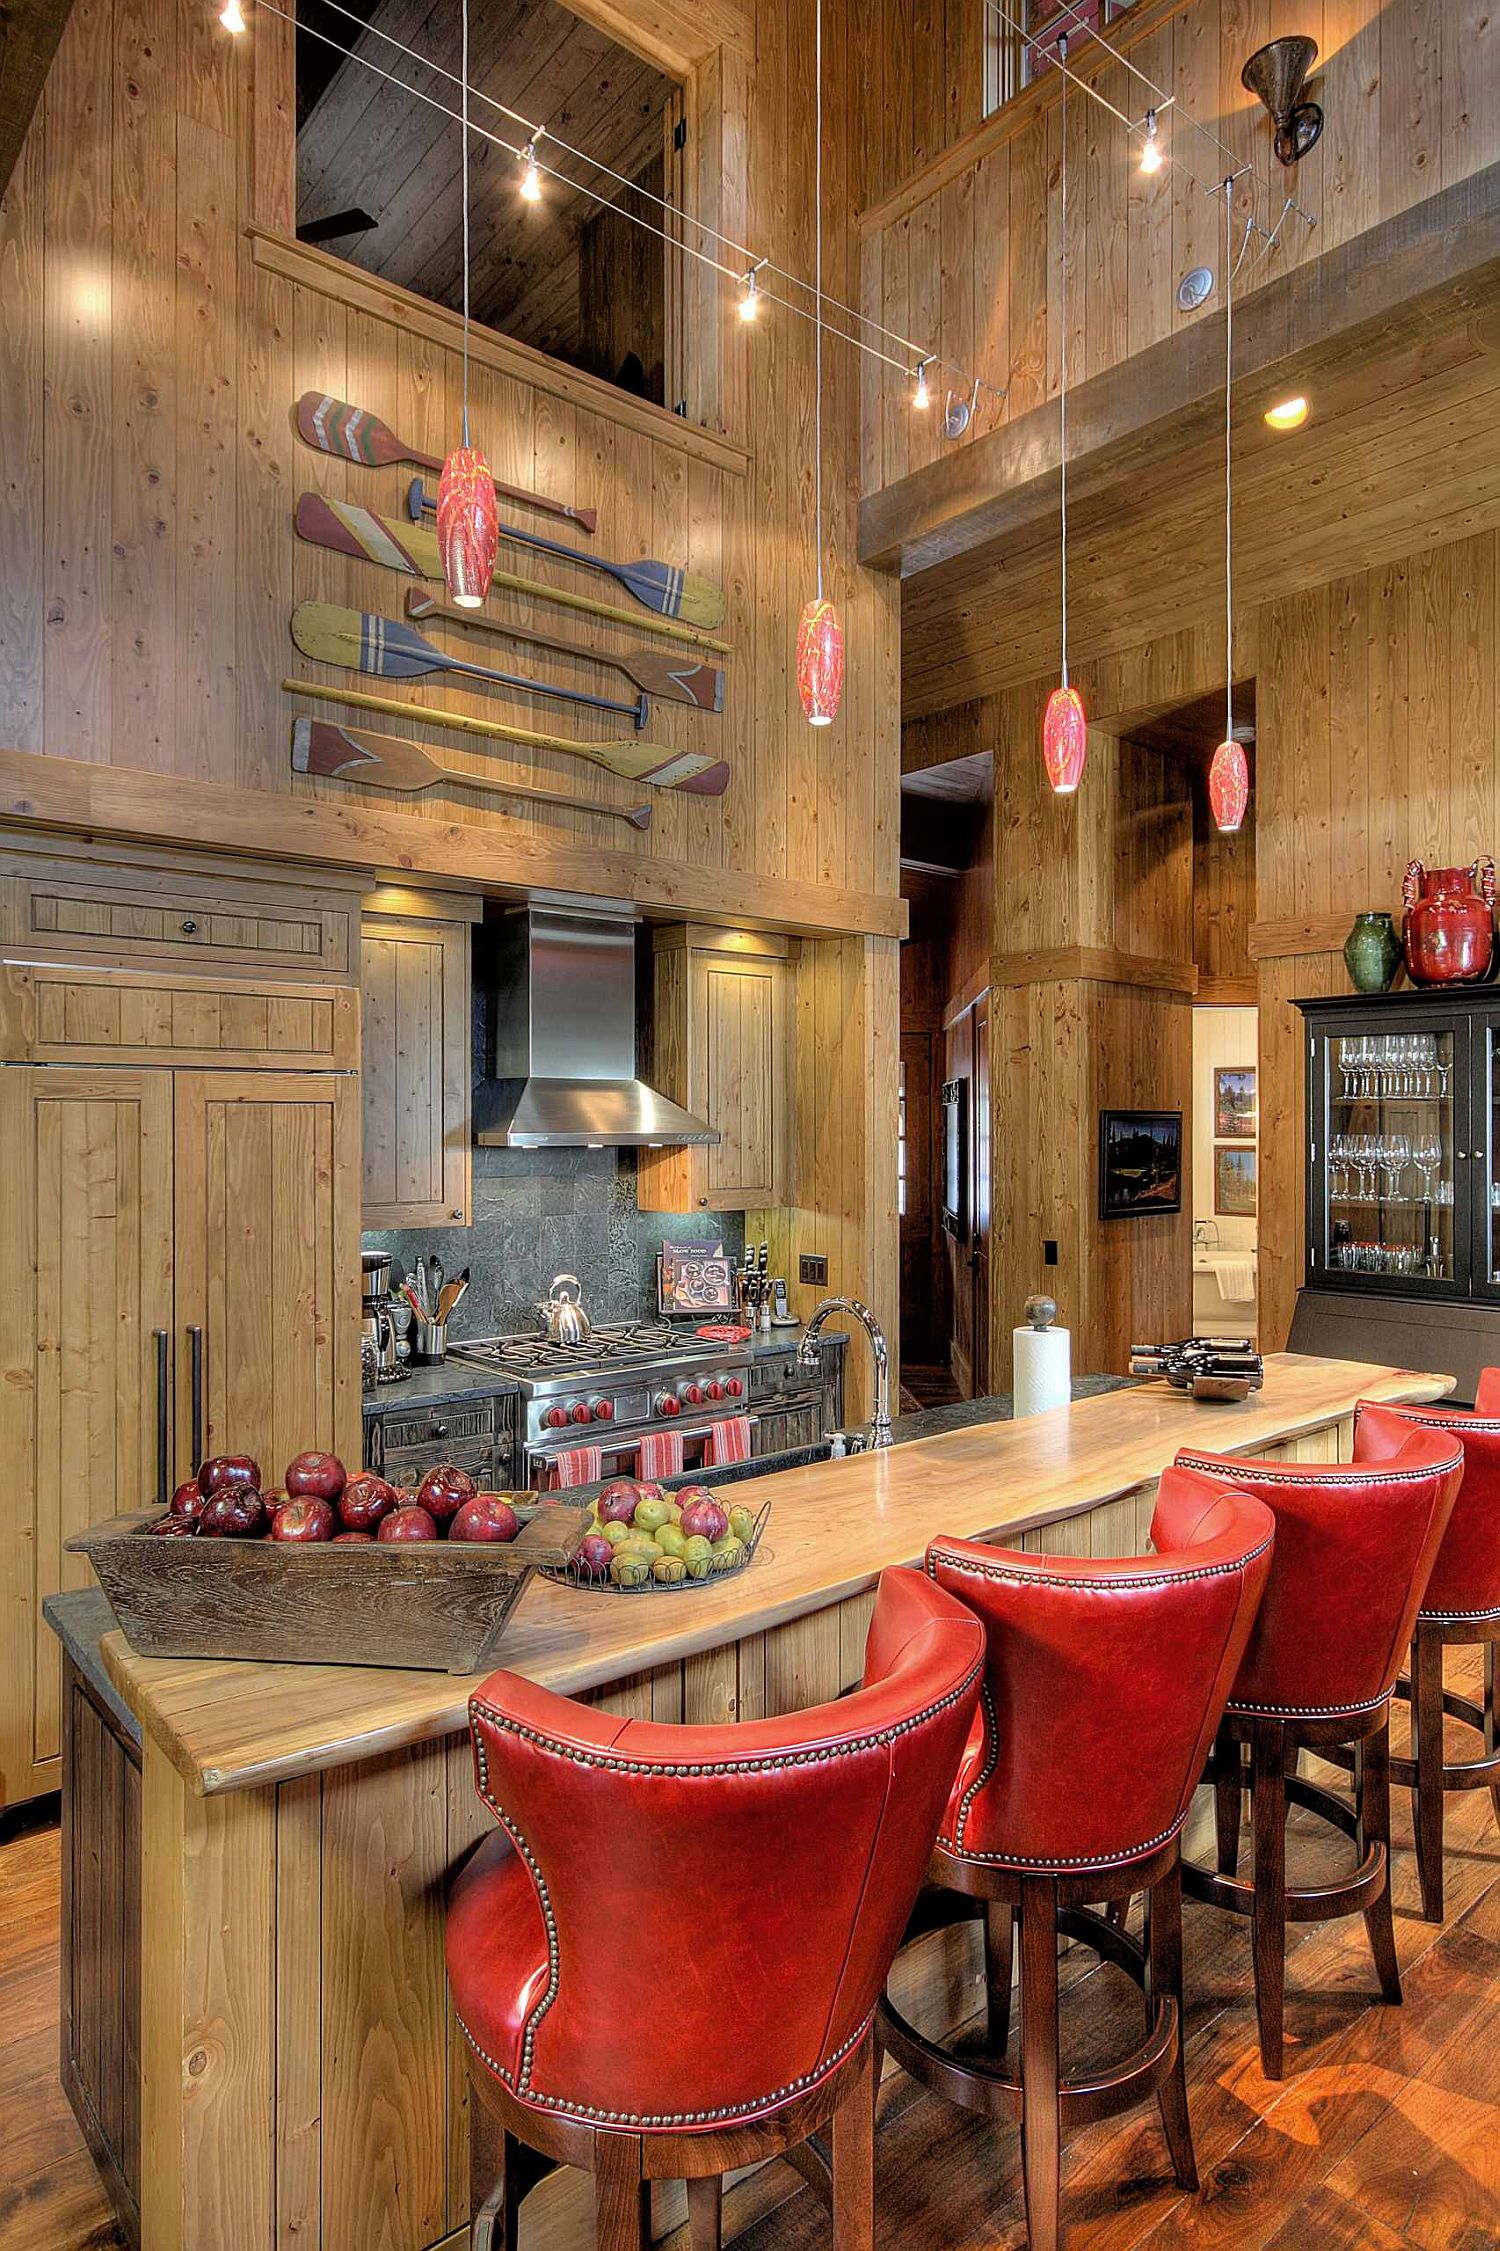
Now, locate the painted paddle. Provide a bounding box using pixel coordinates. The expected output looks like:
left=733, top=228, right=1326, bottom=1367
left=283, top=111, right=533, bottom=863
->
left=291, top=721, right=651, bottom=829
left=293, top=493, right=732, bottom=654
left=404, top=478, right=726, bottom=629
left=404, top=591, right=724, bottom=714
left=295, top=392, right=598, bottom=534
left=283, top=678, right=732, bottom=796
left=290, top=602, right=650, bottom=731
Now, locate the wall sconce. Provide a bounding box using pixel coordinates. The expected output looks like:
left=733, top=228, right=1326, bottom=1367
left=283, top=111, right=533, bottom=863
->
left=1242, top=37, right=1323, bottom=166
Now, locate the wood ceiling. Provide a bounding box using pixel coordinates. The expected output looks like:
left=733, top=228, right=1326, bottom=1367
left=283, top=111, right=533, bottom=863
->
left=296, top=0, right=674, bottom=371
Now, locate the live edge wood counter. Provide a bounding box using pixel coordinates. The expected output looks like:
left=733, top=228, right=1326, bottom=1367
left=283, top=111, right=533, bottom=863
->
left=102, top=1355, right=1448, bottom=2251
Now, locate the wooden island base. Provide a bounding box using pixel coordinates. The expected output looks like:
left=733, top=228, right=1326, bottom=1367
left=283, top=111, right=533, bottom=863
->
left=87, top=1356, right=1447, bottom=2251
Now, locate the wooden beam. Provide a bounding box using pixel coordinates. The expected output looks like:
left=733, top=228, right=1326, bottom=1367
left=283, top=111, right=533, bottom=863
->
left=0, top=748, right=908, bottom=941
left=861, top=159, right=1500, bottom=579
left=990, top=946, right=1199, bottom=995
left=0, top=0, right=75, bottom=196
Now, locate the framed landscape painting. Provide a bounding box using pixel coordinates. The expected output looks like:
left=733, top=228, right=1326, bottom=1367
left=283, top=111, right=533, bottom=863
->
left=1215, top=1145, right=1258, bottom=1218
left=1099, top=1110, right=1183, bottom=1219
left=1213, top=1066, right=1257, bottom=1141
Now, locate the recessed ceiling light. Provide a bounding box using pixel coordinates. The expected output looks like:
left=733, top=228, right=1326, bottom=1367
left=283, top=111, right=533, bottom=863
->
left=1264, top=394, right=1309, bottom=431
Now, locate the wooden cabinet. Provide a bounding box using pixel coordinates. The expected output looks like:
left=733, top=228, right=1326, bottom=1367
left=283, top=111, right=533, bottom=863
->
left=0, top=958, right=358, bottom=1069
left=0, top=1064, right=359, bottom=1809
left=637, top=926, right=793, bottom=1212
left=359, top=892, right=478, bottom=1229
left=364, top=1390, right=518, bottom=1489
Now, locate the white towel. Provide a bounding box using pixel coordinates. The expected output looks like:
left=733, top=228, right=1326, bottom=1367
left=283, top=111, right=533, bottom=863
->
left=1214, top=1255, right=1257, bottom=1304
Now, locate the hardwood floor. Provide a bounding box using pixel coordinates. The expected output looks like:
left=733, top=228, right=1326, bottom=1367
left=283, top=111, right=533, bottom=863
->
left=2, top=1659, right=1497, bottom=2251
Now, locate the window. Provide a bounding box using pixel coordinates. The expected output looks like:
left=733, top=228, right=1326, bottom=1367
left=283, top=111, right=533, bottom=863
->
left=295, top=0, right=680, bottom=407
left=984, top=0, right=1137, bottom=117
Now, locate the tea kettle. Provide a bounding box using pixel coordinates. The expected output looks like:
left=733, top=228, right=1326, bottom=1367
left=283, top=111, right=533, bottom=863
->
left=538, top=1272, right=592, bottom=1345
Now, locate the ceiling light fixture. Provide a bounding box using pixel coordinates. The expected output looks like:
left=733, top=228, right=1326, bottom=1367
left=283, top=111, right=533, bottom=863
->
left=1140, top=109, right=1162, bottom=173
left=738, top=265, right=762, bottom=322
left=795, top=0, right=844, bottom=729
left=1264, top=393, right=1309, bottom=430
left=913, top=359, right=931, bottom=411
left=1242, top=35, right=1323, bottom=166
left=1209, top=181, right=1250, bottom=836
left=218, top=0, right=246, bottom=30
left=436, top=0, right=499, bottom=611
left=1043, top=35, right=1086, bottom=796
left=519, top=137, right=543, bottom=202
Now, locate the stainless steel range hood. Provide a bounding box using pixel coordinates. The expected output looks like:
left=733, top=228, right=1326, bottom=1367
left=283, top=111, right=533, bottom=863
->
left=473, top=897, right=720, bottom=1149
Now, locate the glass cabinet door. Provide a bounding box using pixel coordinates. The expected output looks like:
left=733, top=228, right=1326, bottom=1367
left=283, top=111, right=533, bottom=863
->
left=1318, top=1022, right=1462, bottom=1292
left=1476, top=1021, right=1500, bottom=1299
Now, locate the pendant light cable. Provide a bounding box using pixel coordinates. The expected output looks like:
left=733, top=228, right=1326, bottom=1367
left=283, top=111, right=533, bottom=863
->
left=814, top=0, right=824, bottom=605
left=1222, top=175, right=1232, bottom=747
left=1059, top=34, right=1070, bottom=690
left=459, top=0, right=472, bottom=446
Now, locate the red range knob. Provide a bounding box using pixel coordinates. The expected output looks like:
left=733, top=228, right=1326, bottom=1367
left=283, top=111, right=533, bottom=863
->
left=725, top=1376, right=744, bottom=1398
left=654, top=1392, right=681, bottom=1417
left=704, top=1379, right=724, bottom=1402
left=570, top=1400, right=593, bottom=1424
left=680, top=1381, right=704, bottom=1406
left=544, top=1405, right=570, bottom=1430
left=589, top=1397, right=614, bottom=1422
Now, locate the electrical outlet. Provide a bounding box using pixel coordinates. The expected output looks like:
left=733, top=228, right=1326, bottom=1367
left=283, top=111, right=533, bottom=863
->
left=799, top=1253, right=828, bottom=1286
left=1043, top=1240, right=1059, bottom=1267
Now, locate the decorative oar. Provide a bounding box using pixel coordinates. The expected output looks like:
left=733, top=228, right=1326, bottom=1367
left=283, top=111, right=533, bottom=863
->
left=294, top=493, right=732, bottom=654
left=290, top=602, right=650, bottom=731
left=283, top=678, right=731, bottom=796
left=405, top=591, right=724, bottom=714
left=295, top=392, right=598, bottom=534
left=405, top=478, right=726, bottom=629
left=291, top=721, right=651, bottom=829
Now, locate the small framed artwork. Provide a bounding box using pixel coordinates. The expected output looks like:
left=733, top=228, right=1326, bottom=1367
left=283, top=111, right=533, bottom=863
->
left=1099, top=1110, right=1183, bottom=1219
left=1213, top=1067, right=1258, bottom=1141
left=1215, top=1145, right=1258, bottom=1218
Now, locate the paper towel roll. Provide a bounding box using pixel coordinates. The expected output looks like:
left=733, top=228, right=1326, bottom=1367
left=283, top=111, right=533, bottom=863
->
left=1012, top=1320, right=1071, bottom=1417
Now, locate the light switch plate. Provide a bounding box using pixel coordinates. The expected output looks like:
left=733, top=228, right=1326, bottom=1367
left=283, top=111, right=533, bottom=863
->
left=799, top=1253, right=829, bottom=1286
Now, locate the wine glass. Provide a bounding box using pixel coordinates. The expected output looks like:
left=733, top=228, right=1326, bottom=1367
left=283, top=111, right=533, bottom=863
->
left=1414, top=1133, right=1441, bottom=1202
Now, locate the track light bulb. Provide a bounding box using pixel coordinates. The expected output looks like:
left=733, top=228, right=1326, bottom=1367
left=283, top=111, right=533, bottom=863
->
left=1140, top=110, right=1162, bottom=173
left=1264, top=393, right=1309, bottom=430
left=738, top=267, right=761, bottom=322
left=218, top=0, right=246, bottom=30
left=913, top=360, right=931, bottom=411
left=519, top=143, right=542, bottom=203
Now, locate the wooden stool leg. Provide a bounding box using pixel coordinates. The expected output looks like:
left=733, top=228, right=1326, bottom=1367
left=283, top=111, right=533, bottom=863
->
left=1250, top=1717, right=1288, bottom=2080
left=1412, top=1623, right=1447, bottom=1924
left=831, top=2037, right=875, bottom=2251
left=685, top=2176, right=724, bottom=2251
left=1019, top=1874, right=1062, bottom=2251
left=1147, top=1857, right=1197, bottom=2191
left=984, top=1899, right=1015, bottom=2057
left=1360, top=1716, right=1403, bottom=2005
left=469, top=2100, right=521, bottom=2251
left=1485, top=1643, right=1500, bottom=1829
left=593, top=2132, right=648, bottom=2251
left=1212, top=1728, right=1243, bottom=1876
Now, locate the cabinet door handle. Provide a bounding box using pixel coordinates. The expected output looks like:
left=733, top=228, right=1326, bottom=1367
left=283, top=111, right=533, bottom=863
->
left=187, top=1325, right=204, bottom=1471
left=154, top=1329, right=170, bottom=1507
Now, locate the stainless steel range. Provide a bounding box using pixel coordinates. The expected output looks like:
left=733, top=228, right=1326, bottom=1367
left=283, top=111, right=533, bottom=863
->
left=447, top=1320, right=757, bottom=1477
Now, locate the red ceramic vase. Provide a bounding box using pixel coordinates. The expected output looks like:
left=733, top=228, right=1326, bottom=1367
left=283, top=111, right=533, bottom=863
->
left=1402, top=856, right=1496, bottom=985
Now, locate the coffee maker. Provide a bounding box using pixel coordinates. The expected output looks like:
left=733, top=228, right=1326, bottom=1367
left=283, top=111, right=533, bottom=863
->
left=360, top=1252, right=402, bottom=1386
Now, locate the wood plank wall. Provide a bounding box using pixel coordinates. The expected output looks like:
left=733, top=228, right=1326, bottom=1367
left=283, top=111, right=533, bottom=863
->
left=860, top=0, right=1500, bottom=498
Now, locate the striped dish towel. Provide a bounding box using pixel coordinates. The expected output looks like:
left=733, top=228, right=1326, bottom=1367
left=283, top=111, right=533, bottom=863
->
left=705, top=1416, right=752, bottom=1466
left=637, top=1429, right=684, bottom=1482
left=549, top=1445, right=603, bottom=1491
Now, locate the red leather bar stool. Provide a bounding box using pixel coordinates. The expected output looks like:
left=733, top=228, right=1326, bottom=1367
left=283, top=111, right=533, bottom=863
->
left=1352, top=1396, right=1500, bottom=1921
left=877, top=1474, right=1274, bottom=2251
left=1174, top=1429, right=1462, bottom=2077
left=445, top=1568, right=983, bottom=2251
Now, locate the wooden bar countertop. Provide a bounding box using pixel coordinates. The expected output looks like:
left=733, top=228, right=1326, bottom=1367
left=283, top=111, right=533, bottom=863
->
left=102, top=1354, right=1451, bottom=1797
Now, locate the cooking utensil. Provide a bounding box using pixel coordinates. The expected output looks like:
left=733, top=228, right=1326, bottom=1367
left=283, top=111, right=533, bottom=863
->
left=413, top=1317, right=448, bottom=1366
left=405, top=592, right=725, bottom=712
left=405, top=479, right=726, bottom=628
left=284, top=676, right=732, bottom=797
left=537, top=1273, right=592, bottom=1346
left=292, top=720, right=653, bottom=830
left=436, top=1270, right=469, bottom=1324
left=291, top=601, right=651, bottom=730
left=295, top=391, right=598, bottom=532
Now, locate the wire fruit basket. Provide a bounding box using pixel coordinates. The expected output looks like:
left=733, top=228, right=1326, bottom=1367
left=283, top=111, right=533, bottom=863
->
left=542, top=1496, right=771, bottom=1594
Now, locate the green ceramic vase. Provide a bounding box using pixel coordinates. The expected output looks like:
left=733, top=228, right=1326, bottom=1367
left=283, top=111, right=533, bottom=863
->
left=1343, top=910, right=1401, bottom=994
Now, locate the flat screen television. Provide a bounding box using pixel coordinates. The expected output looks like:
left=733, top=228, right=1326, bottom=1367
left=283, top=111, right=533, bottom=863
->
left=1099, top=1109, right=1183, bottom=1220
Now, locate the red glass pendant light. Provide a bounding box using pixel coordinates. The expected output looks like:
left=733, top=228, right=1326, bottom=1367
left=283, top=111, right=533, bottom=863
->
left=437, top=445, right=498, bottom=608
left=1043, top=683, right=1088, bottom=794
left=797, top=597, right=844, bottom=727
left=1208, top=737, right=1250, bottom=832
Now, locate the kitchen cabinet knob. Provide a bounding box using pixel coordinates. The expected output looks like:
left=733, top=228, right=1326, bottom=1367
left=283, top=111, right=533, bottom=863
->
left=180, top=916, right=198, bottom=934
left=431, top=1421, right=448, bottom=1439
left=450, top=1208, right=464, bottom=1220
left=698, top=1197, right=707, bottom=1208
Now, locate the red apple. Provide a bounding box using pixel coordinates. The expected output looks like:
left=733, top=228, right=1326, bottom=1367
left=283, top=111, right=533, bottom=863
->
left=597, top=1478, right=643, bottom=1526
left=332, top=1530, right=374, bottom=1543
left=200, top=1486, right=267, bottom=1539
left=377, top=1504, right=438, bottom=1543
left=416, top=1462, right=476, bottom=1525
left=284, top=1450, right=346, bottom=1502
left=147, top=1514, right=200, bottom=1537
left=678, top=1492, right=728, bottom=1544
left=270, top=1496, right=336, bottom=1543
left=338, top=1472, right=397, bottom=1533
left=576, top=1530, right=614, bottom=1578
left=449, top=1494, right=521, bottom=1544
left=197, top=1454, right=262, bottom=1498
left=169, top=1478, right=210, bottom=1523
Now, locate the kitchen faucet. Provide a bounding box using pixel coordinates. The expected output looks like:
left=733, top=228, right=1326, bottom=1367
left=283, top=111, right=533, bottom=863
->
left=799, top=1297, right=894, bottom=1450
